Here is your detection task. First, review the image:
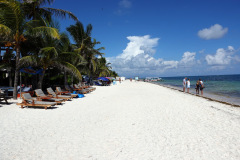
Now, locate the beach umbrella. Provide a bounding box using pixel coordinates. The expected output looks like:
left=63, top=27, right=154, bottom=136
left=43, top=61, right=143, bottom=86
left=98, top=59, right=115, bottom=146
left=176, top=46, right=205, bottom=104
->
left=19, top=67, right=43, bottom=75
left=106, top=77, right=114, bottom=80
left=19, top=67, right=43, bottom=98
left=97, top=77, right=109, bottom=81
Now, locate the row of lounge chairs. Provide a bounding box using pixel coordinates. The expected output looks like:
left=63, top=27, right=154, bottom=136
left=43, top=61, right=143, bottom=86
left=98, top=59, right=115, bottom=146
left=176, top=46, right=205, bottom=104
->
left=17, top=84, right=96, bottom=110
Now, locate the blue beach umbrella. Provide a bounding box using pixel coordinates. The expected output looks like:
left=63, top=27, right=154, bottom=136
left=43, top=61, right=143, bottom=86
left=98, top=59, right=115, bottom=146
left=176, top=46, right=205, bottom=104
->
left=19, top=67, right=43, bottom=98
left=20, top=66, right=43, bottom=75
left=97, top=77, right=109, bottom=81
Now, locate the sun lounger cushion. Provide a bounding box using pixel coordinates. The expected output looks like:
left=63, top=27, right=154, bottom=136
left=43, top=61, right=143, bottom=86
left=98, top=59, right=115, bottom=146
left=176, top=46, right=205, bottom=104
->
left=47, top=88, right=71, bottom=98
left=35, top=89, right=64, bottom=102
left=22, top=93, right=56, bottom=105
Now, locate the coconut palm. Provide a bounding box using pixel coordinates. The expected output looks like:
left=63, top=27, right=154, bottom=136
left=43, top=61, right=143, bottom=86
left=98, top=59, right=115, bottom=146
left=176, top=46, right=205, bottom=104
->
left=66, top=22, right=92, bottom=48
left=19, top=33, right=82, bottom=89
left=95, top=57, right=112, bottom=77
left=0, top=0, right=60, bottom=99
left=21, top=0, right=78, bottom=22
left=109, top=70, right=118, bottom=77
left=67, top=22, right=105, bottom=77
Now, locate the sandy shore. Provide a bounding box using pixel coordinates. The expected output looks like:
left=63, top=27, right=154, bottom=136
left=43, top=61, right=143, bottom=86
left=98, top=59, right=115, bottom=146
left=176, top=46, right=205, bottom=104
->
left=0, top=80, right=240, bottom=160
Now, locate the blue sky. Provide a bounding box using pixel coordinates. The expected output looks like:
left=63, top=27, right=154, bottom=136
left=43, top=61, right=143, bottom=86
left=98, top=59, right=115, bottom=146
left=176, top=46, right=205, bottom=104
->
left=50, top=0, right=240, bottom=77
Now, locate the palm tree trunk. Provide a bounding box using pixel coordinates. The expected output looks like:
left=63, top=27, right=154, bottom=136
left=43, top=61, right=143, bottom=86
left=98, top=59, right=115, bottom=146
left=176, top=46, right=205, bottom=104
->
left=64, top=69, right=68, bottom=86
left=38, top=69, right=46, bottom=89
left=13, top=46, right=20, bottom=99
left=71, top=74, right=73, bottom=86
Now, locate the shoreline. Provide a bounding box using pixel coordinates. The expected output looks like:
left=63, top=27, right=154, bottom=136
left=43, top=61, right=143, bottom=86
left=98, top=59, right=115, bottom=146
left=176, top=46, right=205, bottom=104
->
left=149, top=81, right=240, bottom=107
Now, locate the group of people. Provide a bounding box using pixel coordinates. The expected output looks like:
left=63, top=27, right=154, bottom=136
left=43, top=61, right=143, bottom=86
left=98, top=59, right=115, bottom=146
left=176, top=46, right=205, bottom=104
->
left=182, top=77, right=204, bottom=95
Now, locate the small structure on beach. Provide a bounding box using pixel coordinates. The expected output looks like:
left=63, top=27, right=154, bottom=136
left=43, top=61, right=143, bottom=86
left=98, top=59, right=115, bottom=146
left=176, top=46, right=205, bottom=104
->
left=116, top=77, right=125, bottom=81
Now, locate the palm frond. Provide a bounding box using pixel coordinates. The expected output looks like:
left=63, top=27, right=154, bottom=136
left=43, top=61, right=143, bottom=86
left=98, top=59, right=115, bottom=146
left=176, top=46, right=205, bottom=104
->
left=39, top=47, right=58, bottom=59
left=42, top=7, right=78, bottom=21
left=0, top=24, right=12, bottom=39
left=86, top=24, right=92, bottom=37
left=0, top=0, right=24, bottom=32
left=19, top=55, right=38, bottom=67
left=31, top=26, right=60, bottom=39
left=55, top=61, right=82, bottom=80
left=66, top=22, right=85, bottom=45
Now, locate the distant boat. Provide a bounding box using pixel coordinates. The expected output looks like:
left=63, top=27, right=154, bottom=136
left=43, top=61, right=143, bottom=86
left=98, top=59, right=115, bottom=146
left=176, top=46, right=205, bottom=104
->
left=144, top=77, right=162, bottom=82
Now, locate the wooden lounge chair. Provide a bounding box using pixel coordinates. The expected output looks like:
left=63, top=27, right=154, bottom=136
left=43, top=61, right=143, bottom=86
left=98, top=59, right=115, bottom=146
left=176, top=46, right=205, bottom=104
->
left=68, top=84, right=87, bottom=94
left=80, top=83, right=96, bottom=91
left=34, top=89, right=65, bottom=104
left=65, top=85, right=82, bottom=94
left=73, top=84, right=89, bottom=94
left=77, top=83, right=96, bottom=92
left=17, top=93, right=56, bottom=110
left=56, top=87, right=78, bottom=98
left=47, top=87, right=72, bottom=100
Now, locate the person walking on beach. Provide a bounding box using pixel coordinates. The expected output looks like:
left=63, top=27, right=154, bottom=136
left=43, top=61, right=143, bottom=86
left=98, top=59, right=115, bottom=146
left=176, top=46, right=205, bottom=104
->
left=195, top=80, right=200, bottom=94
left=183, top=77, right=187, bottom=92
left=186, top=78, right=190, bottom=93
left=199, top=79, right=204, bottom=96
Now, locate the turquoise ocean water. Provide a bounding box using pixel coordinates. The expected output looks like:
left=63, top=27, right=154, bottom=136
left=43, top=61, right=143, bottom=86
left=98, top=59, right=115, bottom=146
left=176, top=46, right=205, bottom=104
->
left=152, top=74, right=240, bottom=105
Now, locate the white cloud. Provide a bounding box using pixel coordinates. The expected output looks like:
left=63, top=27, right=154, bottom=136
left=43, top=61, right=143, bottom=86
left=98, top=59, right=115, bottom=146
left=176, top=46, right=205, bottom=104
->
left=119, top=0, right=132, bottom=8
left=205, top=46, right=235, bottom=66
left=107, top=37, right=240, bottom=76
left=180, top=52, right=196, bottom=64
left=198, top=24, right=228, bottom=40
left=117, top=35, right=159, bottom=60
left=108, top=35, right=199, bottom=77
left=162, top=61, right=179, bottom=69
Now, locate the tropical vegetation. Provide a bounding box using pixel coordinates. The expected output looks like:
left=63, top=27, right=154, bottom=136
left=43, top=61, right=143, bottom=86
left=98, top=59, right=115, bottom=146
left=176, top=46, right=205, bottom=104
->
left=0, top=0, right=118, bottom=99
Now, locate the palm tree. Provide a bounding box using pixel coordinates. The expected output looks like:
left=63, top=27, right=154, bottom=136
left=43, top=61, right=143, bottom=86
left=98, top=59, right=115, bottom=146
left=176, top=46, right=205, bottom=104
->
left=81, top=39, right=105, bottom=77
left=21, top=0, right=78, bottom=22
left=109, top=70, right=119, bottom=77
left=95, top=57, right=112, bottom=77
left=67, top=22, right=105, bottom=77
left=66, top=22, right=92, bottom=48
left=19, top=33, right=82, bottom=89
left=0, top=0, right=60, bottom=99
left=57, top=32, right=86, bottom=86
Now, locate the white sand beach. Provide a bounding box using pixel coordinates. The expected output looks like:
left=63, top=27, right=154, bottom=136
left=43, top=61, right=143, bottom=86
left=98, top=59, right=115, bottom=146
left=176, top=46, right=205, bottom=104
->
left=0, top=80, right=240, bottom=160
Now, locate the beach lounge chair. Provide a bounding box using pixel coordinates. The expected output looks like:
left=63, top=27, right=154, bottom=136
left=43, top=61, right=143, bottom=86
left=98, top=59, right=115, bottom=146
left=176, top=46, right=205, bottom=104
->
left=17, top=93, right=56, bottom=109
left=65, top=85, right=74, bottom=92
left=47, top=87, right=72, bottom=100
left=65, top=85, right=84, bottom=94
left=76, top=84, right=92, bottom=92
left=78, top=83, right=96, bottom=92
left=35, top=89, right=64, bottom=104
left=73, top=84, right=89, bottom=94
left=71, top=84, right=88, bottom=94
left=56, top=87, right=78, bottom=98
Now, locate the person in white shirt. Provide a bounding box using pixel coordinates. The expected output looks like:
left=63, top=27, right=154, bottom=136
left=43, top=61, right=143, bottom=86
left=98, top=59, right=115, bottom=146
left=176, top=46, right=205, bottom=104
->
left=183, top=77, right=187, bottom=92
left=199, top=79, right=204, bottom=96
left=186, top=78, right=190, bottom=93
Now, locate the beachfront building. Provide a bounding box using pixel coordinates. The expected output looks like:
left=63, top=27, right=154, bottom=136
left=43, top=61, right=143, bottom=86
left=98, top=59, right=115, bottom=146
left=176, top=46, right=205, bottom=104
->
left=116, top=77, right=126, bottom=81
